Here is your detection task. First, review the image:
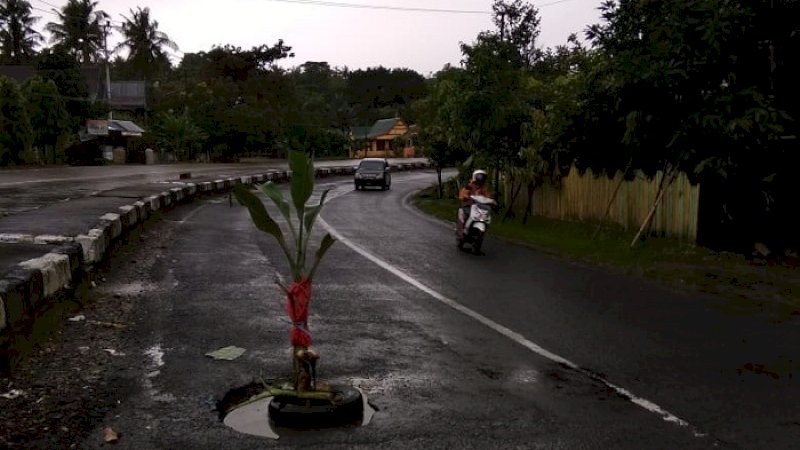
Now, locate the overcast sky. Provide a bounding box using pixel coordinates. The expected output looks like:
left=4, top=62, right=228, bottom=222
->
left=30, top=0, right=605, bottom=75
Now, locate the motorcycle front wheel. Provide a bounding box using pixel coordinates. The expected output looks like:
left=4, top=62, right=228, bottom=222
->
left=471, top=231, right=484, bottom=255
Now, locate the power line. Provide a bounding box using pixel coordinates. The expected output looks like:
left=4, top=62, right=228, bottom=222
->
left=263, top=0, right=489, bottom=14
left=34, top=0, right=60, bottom=9
left=30, top=1, right=124, bottom=26
left=261, top=0, right=581, bottom=13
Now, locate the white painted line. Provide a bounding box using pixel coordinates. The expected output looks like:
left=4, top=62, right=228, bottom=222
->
left=165, top=203, right=209, bottom=225
left=318, top=214, right=705, bottom=438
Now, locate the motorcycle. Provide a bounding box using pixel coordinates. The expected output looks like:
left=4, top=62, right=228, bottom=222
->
left=457, top=194, right=494, bottom=254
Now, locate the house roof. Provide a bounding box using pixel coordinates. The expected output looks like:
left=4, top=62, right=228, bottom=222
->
left=110, top=81, right=146, bottom=109
left=351, top=126, right=371, bottom=139
left=368, top=118, right=402, bottom=138
left=0, top=65, right=143, bottom=108
left=351, top=118, right=407, bottom=140
left=82, top=119, right=145, bottom=139
left=108, top=120, right=145, bottom=136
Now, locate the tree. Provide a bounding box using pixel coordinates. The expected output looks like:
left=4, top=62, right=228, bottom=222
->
left=36, top=46, right=94, bottom=130
left=153, top=109, right=207, bottom=161
left=22, top=77, right=71, bottom=164
left=0, top=75, right=33, bottom=165
left=345, top=66, right=427, bottom=124
left=491, top=0, right=542, bottom=66
left=115, top=7, right=177, bottom=80
left=414, top=67, right=471, bottom=197
left=45, top=0, right=108, bottom=65
left=581, top=0, right=797, bottom=250
left=0, top=0, right=41, bottom=63
left=460, top=32, right=532, bottom=203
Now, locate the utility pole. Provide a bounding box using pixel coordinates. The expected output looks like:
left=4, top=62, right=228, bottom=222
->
left=102, top=20, right=113, bottom=121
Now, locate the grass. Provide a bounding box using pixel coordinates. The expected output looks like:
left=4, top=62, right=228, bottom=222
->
left=414, top=186, right=800, bottom=322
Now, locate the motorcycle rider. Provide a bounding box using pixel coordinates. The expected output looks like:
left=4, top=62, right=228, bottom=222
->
left=456, top=169, right=495, bottom=239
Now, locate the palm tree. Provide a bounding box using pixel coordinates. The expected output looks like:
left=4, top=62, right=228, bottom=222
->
left=45, top=0, right=108, bottom=65
left=116, top=7, right=177, bottom=80
left=0, top=0, right=42, bottom=63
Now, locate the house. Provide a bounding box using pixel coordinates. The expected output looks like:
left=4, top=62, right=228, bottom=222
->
left=0, top=64, right=146, bottom=111
left=350, top=118, right=416, bottom=158
left=0, top=65, right=147, bottom=164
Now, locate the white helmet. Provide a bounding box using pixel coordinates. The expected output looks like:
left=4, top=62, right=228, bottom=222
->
left=472, top=169, right=488, bottom=185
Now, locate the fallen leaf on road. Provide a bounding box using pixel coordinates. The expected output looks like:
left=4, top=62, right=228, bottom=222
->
left=205, top=346, right=246, bottom=361
left=89, top=320, right=127, bottom=329
left=1, top=389, right=23, bottom=399
left=68, top=314, right=86, bottom=322
left=103, top=427, right=119, bottom=443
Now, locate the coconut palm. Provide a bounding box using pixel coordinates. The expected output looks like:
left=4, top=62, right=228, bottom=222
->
left=115, top=7, right=177, bottom=80
left=0, top=0, right=42, bottom=63
left=45, top=0, right=108, bottom=65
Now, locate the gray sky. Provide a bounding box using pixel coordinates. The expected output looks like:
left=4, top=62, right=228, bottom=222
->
left=31, top=0, right=605, bottom=75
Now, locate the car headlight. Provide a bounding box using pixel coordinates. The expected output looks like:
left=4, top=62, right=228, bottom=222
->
left=355, top=173, right=363, bottom=179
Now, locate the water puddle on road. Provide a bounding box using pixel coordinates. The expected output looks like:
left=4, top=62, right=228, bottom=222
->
left=222, top=388, right=375, bottom=440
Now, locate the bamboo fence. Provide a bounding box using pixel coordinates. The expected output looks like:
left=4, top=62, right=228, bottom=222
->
left=513, top=166, right=700, bottom=241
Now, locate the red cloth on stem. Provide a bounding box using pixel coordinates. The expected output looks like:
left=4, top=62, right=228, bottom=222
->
left=285, top=278, right=312, bottom=347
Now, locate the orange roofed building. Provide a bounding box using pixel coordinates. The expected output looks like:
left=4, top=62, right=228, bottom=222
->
left=350, top=118, right=416, bottom=158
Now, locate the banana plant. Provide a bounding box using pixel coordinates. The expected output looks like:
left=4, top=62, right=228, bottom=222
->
left=233, top=150, right=336, bottom=391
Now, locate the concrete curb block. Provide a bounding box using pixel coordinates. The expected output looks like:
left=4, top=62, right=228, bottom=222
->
left=33, top=235, right=74, bottom=245
left=160, top=192, right=172, bottom=208
left=145, top=195, right=160, bottom=213
left=0, top=233, right=35, bottom=244
left=133, top=201, right=148, bottom=222
left=118, top=205, right=138, bottom=230
left=18, top=253, right=72, bottom=298
left=169, top=187, right=185, bottom=203
left=100, top=213, right=122, bottom=239
left=0, top=160, right=432, bottom=363
left=1, top=243, right=82, bottom=364
left=75, top=228, right=107, bottom=264
left=0, top=268, right=43, bottom=333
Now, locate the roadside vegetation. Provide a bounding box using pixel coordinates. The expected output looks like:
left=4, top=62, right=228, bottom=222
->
left=415, top=183, right=800, bottom=322
left=1, top=0, right=797, bottom=263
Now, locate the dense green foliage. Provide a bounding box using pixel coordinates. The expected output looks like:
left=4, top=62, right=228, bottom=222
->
left=1, top=0, right=797, bottom=252
left=0, top=74, right=33, bottom=165
left=0, top=0, right=41, bottom=63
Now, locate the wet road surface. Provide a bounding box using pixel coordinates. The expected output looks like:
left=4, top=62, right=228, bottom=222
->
left=68, top=170, right=798, bottom=449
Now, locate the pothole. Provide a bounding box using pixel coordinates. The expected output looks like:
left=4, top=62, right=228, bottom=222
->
left=218, top=382, right=376, bottom=439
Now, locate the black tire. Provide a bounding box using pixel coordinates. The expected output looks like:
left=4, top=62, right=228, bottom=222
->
left=268, top=385, right=364, bottom=428
left=354, top=183, right=360, bottom=190
left=472, top=232, right=484, bottom=255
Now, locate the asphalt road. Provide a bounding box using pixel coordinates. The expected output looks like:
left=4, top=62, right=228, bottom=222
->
left=54, top=170, right=797, bottom=449
left=0, top=160, right=425, bottom=216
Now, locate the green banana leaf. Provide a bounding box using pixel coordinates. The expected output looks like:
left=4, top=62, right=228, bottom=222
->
left=289, top=150, right=314, bottom=223
left=259, top=182, right=297, bottom=243
left=303, top=189, right=330, bottom=234
left=309, top=233, right=336, bottom=281
left=233, top=185, right=297, bottom=277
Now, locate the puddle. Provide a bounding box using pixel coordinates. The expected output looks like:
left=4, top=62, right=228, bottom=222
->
left=221, top=386, right=375, bottom=439
left=224, top=397, right=280, bottom=439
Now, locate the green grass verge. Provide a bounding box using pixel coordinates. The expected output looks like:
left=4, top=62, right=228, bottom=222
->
left=414, top=186, right=800, bottom=322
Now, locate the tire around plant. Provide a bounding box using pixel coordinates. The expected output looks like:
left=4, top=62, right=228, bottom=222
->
left=268, top=385, right=363, bottom=429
